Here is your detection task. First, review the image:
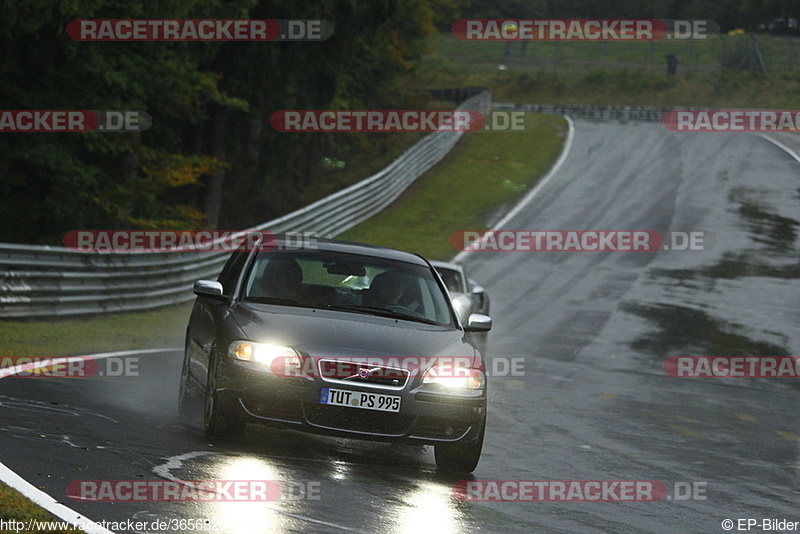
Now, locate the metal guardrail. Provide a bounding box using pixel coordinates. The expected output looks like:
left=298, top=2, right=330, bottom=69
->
left=0, top=91, right=491, bottom=319
left=492, top=102, right=675, bottom=122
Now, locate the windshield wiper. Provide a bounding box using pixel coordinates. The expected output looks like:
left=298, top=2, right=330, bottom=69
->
left=325, top=303, right=389, bottom=316
left=325, top=304, right=442, bottom=326
left=244, top=296, right=303, bottom=306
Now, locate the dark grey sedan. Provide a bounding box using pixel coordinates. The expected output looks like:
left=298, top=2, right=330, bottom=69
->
left=179, top=237, right=492, bottom=473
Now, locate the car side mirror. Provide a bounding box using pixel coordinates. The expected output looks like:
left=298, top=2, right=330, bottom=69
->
left=465, top=313, right=492, bottom=332
left=470, top=284, right=485, bottom=295
left=193, top=280, right=226, bottom=300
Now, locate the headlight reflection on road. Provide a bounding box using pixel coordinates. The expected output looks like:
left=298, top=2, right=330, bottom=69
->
left=327, top=460, right=350, bottom=481
left=395, top=481, right=460, bottom=534
left=210, top=456, right=282, bottom=533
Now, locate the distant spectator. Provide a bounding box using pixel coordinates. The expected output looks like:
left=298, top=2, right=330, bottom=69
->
left=666, top=53, right=678, bottom=76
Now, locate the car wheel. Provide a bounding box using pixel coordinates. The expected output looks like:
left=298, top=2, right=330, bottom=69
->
left=434, top=411, right=486, bottom=473
left=203, top=358, right=245, bottom=438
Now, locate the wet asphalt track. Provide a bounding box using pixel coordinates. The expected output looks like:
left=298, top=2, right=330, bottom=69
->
left=1, top=119, right=799, bottom=533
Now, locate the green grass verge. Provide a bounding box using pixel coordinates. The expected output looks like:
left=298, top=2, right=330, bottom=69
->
left=433, top=32, right=796, bottom=71
left=0, top=301, right=193, bottom=359
left=0, top=483, right=84, bottom=533
left=337, top=113, right=567, bottom=259
left=406, top=32, right=800, bottom=109
left=295, top=130, right=428, bottom=206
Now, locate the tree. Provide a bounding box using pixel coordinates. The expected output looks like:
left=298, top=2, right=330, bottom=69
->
left=0, top=0, right=441, bottom=243
left=0, top=0, right=248, bottom=242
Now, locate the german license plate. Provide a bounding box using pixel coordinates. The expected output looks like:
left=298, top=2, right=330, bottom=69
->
left=319, top=387, right=400, bottom=413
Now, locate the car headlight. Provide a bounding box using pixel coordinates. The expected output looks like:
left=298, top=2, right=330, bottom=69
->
left=228, top=341, right=301, bottom=370
left=422, top=366, right=485, bottom=389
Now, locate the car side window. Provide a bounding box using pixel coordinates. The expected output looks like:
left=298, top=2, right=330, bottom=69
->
left=217, top=251, right=248, bottom=295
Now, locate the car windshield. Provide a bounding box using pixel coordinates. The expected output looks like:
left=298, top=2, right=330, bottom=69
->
left=243, top=250, right=455, bottom=327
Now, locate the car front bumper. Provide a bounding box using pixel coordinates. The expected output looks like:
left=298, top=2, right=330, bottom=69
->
left=214, top=358, right=486, bottom=445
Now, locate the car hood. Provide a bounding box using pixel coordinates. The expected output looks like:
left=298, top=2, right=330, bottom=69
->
left=233, top=302, right=478, bottom=368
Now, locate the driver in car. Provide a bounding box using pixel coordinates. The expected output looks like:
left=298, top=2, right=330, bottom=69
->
left=368, top=271, right=408, bottom=311
left=253, top=257, right=304, bottom=301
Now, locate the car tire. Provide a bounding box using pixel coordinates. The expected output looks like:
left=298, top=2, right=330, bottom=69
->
left=203, top=358, right=246, bottom=438
left=434, top=411, right=486, bottom=473
left=177, top=347, right=194, bottom=424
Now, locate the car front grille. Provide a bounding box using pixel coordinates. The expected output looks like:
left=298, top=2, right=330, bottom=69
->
left=318, top=359, right=409, bottom=389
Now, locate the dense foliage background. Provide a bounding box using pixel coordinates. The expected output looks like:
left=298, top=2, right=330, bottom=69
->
left=1, top=0, right=796, bottom=244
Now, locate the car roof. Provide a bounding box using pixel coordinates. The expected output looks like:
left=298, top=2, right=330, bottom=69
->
left=429, top=260, right=463, bottom=271
left=263, top=235, right=431, bottom=267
